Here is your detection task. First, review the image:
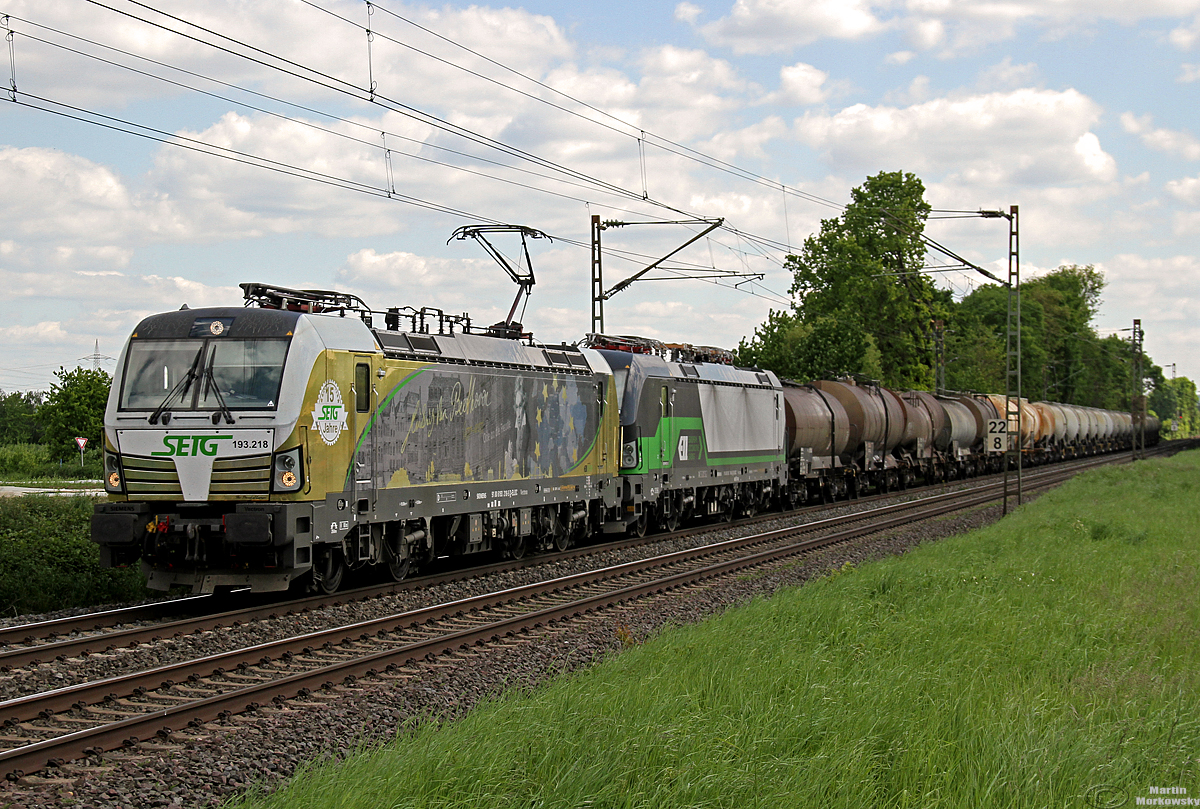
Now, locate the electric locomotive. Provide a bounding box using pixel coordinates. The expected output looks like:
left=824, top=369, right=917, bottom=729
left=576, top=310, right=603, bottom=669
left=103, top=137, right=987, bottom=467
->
left=92, top=283, right=624, bottom=594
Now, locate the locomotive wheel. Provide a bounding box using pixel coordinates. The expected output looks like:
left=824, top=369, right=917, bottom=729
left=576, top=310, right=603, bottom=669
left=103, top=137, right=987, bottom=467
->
left=315, top=549, right=345, bottom=594
left=633, top=510, right=648, bottom=537
left=508, top=534, right=527, bottom=560
left=553, top=519, right=571, bottom=551
left=386, top=550, right=411, bottom=582
left=664, top=493, right=681, bottom=532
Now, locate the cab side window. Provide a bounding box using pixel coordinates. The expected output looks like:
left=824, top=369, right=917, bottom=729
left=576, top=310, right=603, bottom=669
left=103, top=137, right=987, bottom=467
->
left=355, top=363, right=370, bottom=412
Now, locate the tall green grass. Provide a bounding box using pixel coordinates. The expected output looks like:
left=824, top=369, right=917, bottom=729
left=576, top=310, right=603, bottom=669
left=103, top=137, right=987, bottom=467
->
left=0, top=495, right=149, bottom=614
left=0, top=443, right=102, bottom=482
left=234, top=451, right=1200, bottom=809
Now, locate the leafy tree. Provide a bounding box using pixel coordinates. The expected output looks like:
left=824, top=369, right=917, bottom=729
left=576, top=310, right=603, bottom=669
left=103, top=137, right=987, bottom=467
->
left=37, top=366, right=111, bottom=458
left=786, top=171, right=945, bottom=389
left=739, top=175, right=1165, bottom=408
left=735, top=309, right=806, bottom=379
left=1156, top=376, right=1200, bottom=437
left=0, top=390, right=46, bottom=445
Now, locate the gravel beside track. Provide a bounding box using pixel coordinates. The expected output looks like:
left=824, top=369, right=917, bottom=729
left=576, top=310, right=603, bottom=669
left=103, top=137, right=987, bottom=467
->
left=0, top=484, right=1031, bottom=808
left=0, top=475, right=1007, bottom=705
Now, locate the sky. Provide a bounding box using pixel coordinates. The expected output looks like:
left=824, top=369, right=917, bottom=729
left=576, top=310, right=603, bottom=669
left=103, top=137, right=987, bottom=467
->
left=1, top=0, right=1198, bottom=392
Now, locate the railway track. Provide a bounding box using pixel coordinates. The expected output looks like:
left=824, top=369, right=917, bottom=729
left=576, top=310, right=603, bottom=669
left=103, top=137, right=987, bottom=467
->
left=0, top=445, right=1162, bottom=655
left=0, top=444, right=1186, bottom=780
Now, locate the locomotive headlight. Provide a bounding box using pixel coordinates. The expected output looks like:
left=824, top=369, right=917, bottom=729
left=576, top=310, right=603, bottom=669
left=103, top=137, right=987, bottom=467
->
left=621, top=441, right=639, bottom=469
left=272, top=447, right=304, bottom=492
left=104, top=452, right=124, bottom=494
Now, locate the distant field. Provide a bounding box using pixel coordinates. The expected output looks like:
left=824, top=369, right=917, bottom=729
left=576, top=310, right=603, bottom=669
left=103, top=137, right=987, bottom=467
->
left=234, top=450, right=1200, bottom=809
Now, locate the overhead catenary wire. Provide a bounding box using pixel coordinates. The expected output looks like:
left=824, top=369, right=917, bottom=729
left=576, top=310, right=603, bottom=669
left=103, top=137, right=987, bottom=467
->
left=5, top=2, right=1001, bottom=311
left=3, top=8, right=798, bottom=297
left=79, top=0, right=674, bottom=211
left=311, top=0, right=846, bottom=214
left=1, top=17, right=660, bottom=208
left=70, top=0, right=842, bottom=256
left=11, top=3, right=809, bottom=280
left=8, top=87, right=795, bottom=306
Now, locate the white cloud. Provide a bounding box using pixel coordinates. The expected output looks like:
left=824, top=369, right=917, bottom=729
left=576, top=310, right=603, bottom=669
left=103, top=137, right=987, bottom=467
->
left=907, top=18, right=946, bottom=50
left=886, top=51, right=917, bottom=65
left=336, top=248, right=494, bottom=292
left=692, top=0, right=883, bottom=54
left=1180, top=63, right=1200, bottom=81
left=1173, top=210, right=1200, bottom=235
left=793, top=88, right=1116, bottom=185
left=1121, top=112, right=1200, bottom=159
left=977, top=57, right=1040, bottom=90
left=688, top=0, right=1200, bottom=54
left=675, top=2, right=704, bottom=24
left=1, top=1, right=575, bottom=110
left=1170, top=14, right=1200, bottom=49
left=764, top=63, right=830, bottom=106
left=1098, top=255, right=1200, bottom=368
left=1166, top=174, right=1200, bottom=205
left=0, top=322, right=74, bottom=345
left=884, top=75, right=932, bottom=105
left=0, top=147, right=187, bottom=245
left=630, top=47, right=755, bottom=141
left=697, top=118, right=789, bottom=161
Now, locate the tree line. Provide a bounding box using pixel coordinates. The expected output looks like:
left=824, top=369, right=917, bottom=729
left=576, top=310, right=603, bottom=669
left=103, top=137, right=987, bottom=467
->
left=735, top=170, right=1197, bottom=437
left=0, top=367, right=112, bottom=457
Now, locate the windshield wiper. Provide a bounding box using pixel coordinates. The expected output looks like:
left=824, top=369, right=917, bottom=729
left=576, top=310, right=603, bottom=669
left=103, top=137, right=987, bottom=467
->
left=149, top=347, right=205, bottom=425
left=203, top=363, right=236, bottom=425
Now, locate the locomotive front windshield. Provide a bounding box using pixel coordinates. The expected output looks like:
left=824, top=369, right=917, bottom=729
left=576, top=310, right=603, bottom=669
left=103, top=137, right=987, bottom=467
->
left=120, top=338, right=291, bottom=411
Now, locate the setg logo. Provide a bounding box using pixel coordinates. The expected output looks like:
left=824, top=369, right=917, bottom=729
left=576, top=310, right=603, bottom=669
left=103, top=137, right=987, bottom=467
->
left=152, top=435, right=233, bottom=457
left=311, top=380, right=348, bottom=445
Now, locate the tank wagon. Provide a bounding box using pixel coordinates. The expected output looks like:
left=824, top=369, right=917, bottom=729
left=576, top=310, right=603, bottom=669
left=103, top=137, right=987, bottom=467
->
left=91, top=283, right=1158, bottom=594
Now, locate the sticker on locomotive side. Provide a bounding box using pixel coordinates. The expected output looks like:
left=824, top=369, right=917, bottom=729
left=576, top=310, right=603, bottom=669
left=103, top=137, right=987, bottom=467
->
left=311, top=380, right=348, bottom=445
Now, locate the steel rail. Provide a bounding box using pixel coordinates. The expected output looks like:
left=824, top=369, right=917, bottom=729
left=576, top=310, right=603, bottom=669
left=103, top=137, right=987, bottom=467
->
left=0, top=453, right=1143, bottom=779
left=0, top=446, right=1168, bottom=669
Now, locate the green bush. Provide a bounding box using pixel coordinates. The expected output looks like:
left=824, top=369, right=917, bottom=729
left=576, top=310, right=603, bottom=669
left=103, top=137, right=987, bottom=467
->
left=0, top=495, right=149, bottom=614
left=0, top=443, right=103, bottom=481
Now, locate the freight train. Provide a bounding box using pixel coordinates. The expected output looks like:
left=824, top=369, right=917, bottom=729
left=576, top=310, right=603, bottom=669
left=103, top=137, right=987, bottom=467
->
left=91, top=283, right=1159, bottom=594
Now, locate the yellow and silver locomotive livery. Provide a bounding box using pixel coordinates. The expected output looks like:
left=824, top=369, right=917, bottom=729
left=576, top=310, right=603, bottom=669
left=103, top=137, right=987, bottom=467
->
left=93, top=283, right=622, bottom=594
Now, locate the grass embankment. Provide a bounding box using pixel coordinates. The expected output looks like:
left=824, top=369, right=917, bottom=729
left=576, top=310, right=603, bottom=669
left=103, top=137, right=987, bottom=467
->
left=0, top=496, right=148, bottom=614
left=236, top=451, right=1200, bottom=809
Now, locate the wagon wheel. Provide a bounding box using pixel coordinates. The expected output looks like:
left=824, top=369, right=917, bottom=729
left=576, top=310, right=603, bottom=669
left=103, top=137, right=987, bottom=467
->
left=314, top=548, right=345, bottom=594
